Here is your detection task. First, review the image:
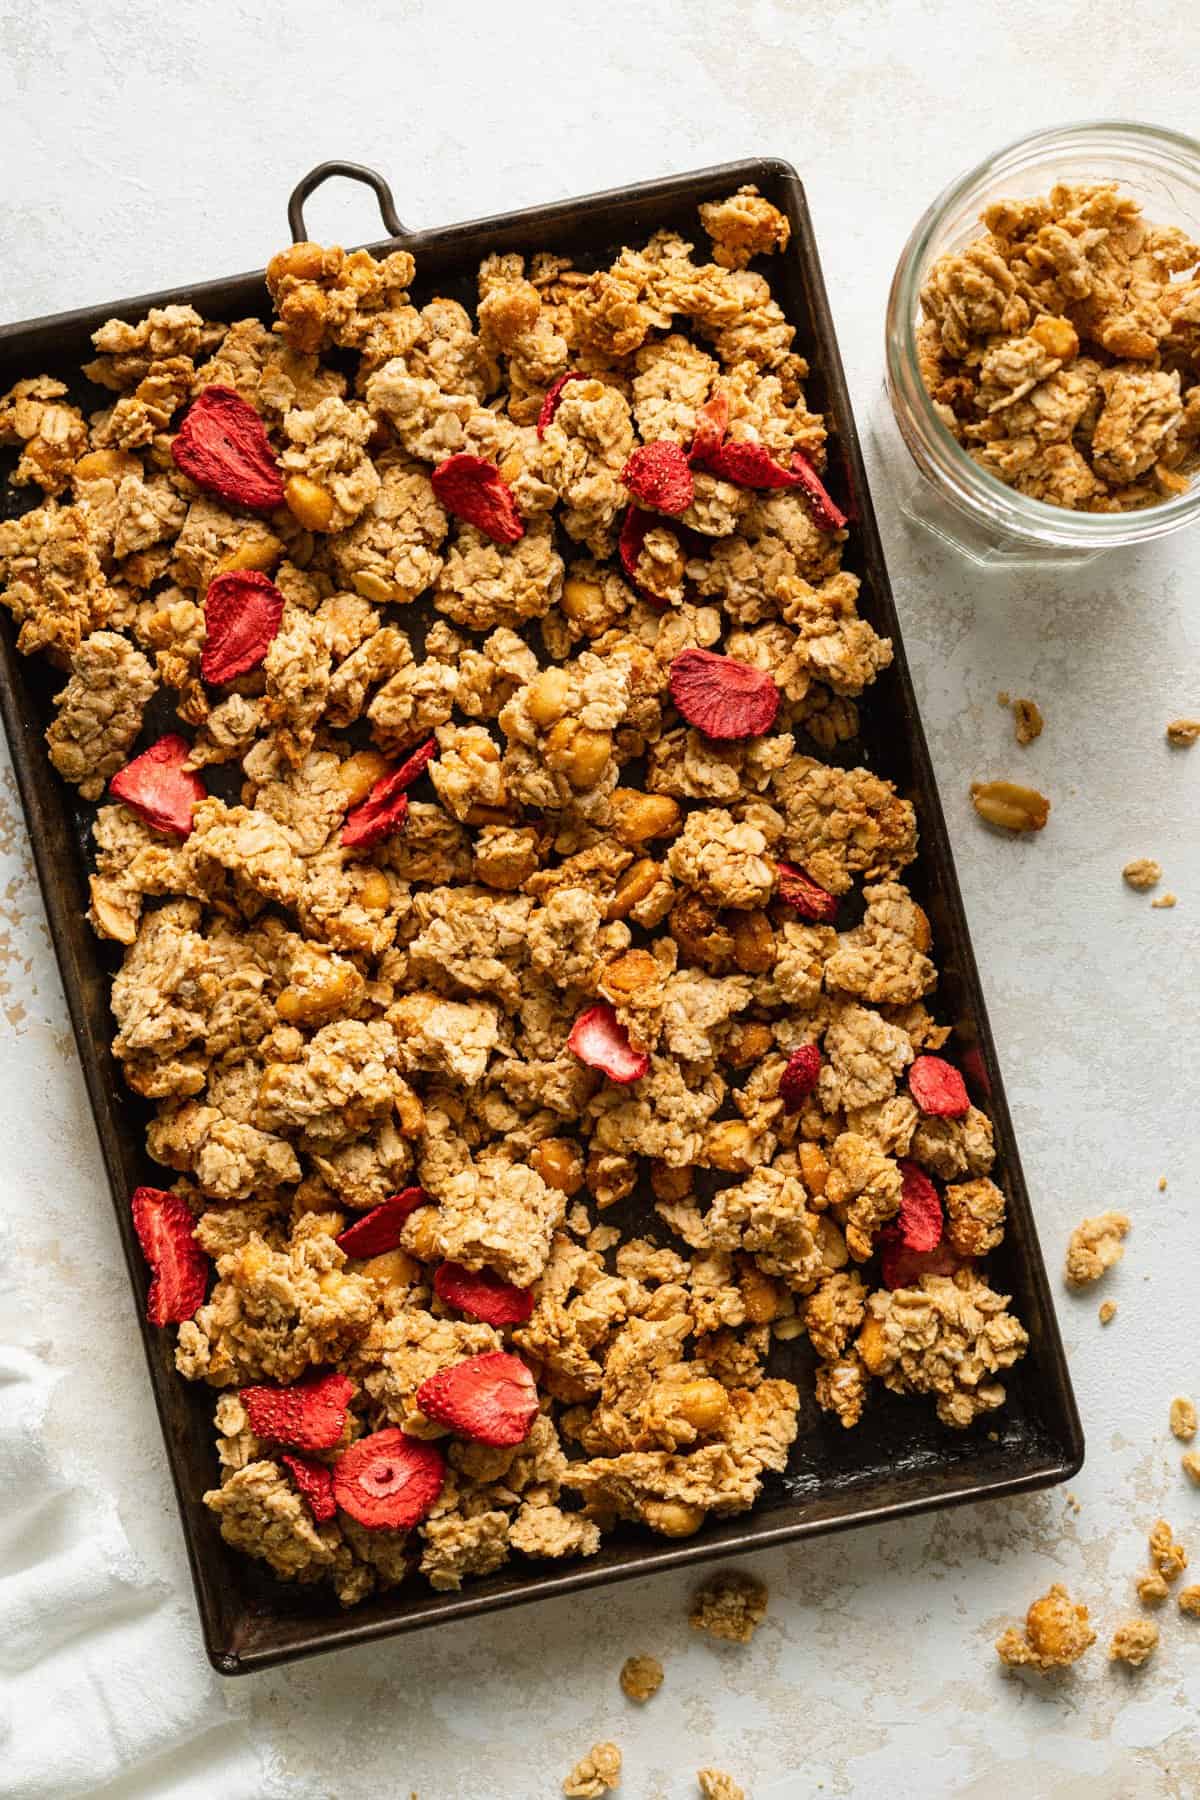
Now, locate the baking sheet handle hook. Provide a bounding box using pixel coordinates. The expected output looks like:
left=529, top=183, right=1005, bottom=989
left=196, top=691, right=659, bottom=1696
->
left=287, top=161, right=407, bottom=243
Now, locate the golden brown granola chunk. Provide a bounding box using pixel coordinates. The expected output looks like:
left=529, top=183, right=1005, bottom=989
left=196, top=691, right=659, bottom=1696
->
left=1064, top=1211, right=1130, bottom=1286
left=995, top=1583, right=1096, bottom=1671
left=700, top=185, right=790, bottom=272
left=45, top=629, right=156, bottom=799
left=562, top=1742, right=622, bottom=1799
left=689, top=1568, right=768, bottom=1643
left=619, top=1653, right=664, bottom=1702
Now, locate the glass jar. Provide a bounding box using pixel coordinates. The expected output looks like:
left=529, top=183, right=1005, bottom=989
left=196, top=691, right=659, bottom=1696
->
left=877, top=120, right=1200, bottom=567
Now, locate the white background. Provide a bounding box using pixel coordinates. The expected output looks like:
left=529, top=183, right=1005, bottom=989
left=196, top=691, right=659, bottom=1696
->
left=2, top=1, right=1200, bottom=1794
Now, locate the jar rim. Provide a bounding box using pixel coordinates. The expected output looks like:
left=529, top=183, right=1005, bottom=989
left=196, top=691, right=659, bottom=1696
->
left=889, top=119, right=1200, bottom=547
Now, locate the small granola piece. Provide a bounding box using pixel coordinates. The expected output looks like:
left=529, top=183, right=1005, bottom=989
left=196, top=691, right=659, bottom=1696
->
left=1123, top=857, right=1162, bottom=891
left=204, top=1460, right=348, bottom=1589
left=201, top=570, right=285, bottom=682
left=333, top=1428, right=445, bottom=1529
left=1109, top=1619, right=1159, bottom=1667
left=700, top=185, right=790, bottom=271
left=0, top=375, right=88, bottom=494
left=1151, top=892, right=1178, bottom=909
left=1099, top=1300, right=1117, bottom=1325
left=431, top=453, right=524, bottom=544
left=1170, top=1396, right=1198, bottom=1442
left=1186, top=1452, right=1200, bottom=1485
left=995, top=1583, right=1096, bottom=1671
left=171, top=385, right=284, bottom=510
left=697, top=1772, right=745, bottom=1800
left=131, top=1186, right=208, bottom=1326
left=1149, top=1518, right=1188, bottom=1582
left=1179, top=1585, right=1200, bottom=1614
left=562, top=1742, right=622, bottom=1799
left=1137, top=1568, right=1170, bottom=1604
left=668, top=808, right=775, bottom=909
left=109, top=734, right=205, bottom=837
left=943, top=1177, right=1006, bottom=1257
left=1011, top=697, right=1043, bottom=745
left=619, top=1653, right=663, bottom=1703
left=569, top=1003, right=650, bottom=1085
left=1166, top=717, right=1200, bottom=747
left=669, top=649, right=780, bottom=740
left=46, top=630, right=156, bottom=799
left=970, top=779, right=1050, bottom=833
left=1065, top=1212, right=1131, bottom=1286
left=416, top=1350, right=539, bottom=1446
left=240, top=1371, right=354, bottom=1451
left=866, top=1269, right=1028, bottom=1427
left=689, top=1568, right=768, bottom=1644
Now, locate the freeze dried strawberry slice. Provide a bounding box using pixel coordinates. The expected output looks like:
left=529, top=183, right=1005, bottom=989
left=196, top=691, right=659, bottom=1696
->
left=334, top=1188, right=426, bottom=1259
left=171, top=385, right=285, bottom=511
left=896, top=1160, right=944, bottom=1252
left=241, top=1371, right=355, bottom=1451
left=109, top=734, right=205, bottom=838
left=789, top=451, right=848, bottom=531
left=779, top=1043, right=822, bottom=1112
left=668, top=648, right=780, bottom=740
left=697, top=438, right=800, bottom=489
left=431, top=453, right=524, bottom=544
left=688, top=389, right=730, bottom=465
left=333, top=1428, right=445, bottom=1530
left=416, top=1350, right=539, bottom=1446
left=341, top=736, right=435, bottom=850
left=281, top=1452, right=337, bottom=1523
left=536, top=370, right=587, bottom=438
left=433, top=1261, right=535, bottom=1328
left=908, top=1054, right=970, bottom=1118
left=879, top=1227, right=964, bottom=1291
left=130, top=1186, right=208, bottom=1326
left=201, top=570, right=285, bottom=683
left=622, top=441, right=694, bottom=517
left=568, top=1002, right=650, bottom=1084
left=617, top=506, right=655, bottom=594
left=774, top=861, right=839, bottom=922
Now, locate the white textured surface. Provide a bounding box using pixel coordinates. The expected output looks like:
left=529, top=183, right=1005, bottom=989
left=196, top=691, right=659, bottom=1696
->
left=2, top=1, right=1199, bottom=1794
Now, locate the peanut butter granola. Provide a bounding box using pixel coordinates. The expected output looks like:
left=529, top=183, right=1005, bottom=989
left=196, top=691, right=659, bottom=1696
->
left=0, top=188, right=1029, bottom=1607
left=919, top=182, right=1200, bottom=511
left=995, top=1582, right=1096, bottom=1671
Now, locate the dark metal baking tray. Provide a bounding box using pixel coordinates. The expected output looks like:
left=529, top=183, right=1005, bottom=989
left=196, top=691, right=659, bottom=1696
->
left=0, top=157, right=1083, bottom=1674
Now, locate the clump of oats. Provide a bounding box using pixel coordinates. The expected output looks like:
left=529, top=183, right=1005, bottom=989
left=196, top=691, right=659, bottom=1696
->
left=619, top=1653, right=663, bottom=1703
left=689, top=1569, right=769, bottom=1644
left=1065, top=1212, right=1130, bottom=1286
left=995, top=1583, right=1096, bottom=1670
left=1098, top=1300, right=1117, bottom=1325
left=1149, top=1518, right=1188, bottom=1583
left=562, top=1742, right=622, bottom=1798
left=698, top=1772, right=746, bottom=1800
left=1136, top=1568, right=1170, bottom=1606
left=1011, top=697, right=1043, bottom=745
left=1122, top=857, right=1162, bottom=891
left=1178, top=1585, right=1200, bottom=1615
left=1150, top=892, right=1178, bottom=909
left=1109, top=1618, right=1158, bottom=1666
left=1181, top=1451, right=1200, bottom=1486
left=1165, top=717, right=1200, bottom=747
left=1170, top=1396, right=1197, bottom=1442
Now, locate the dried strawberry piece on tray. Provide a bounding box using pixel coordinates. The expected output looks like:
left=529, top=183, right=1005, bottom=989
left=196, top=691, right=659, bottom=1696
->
left=536, top=370, right=587, bottom=438
left=201, top=570, right=285, bottom=683
left=621, top=441, right=694, bottom=516
left=341, top=737, right=436, bottom=851
left=416, top=1350, right=539, bottom=1447
left=109, top=735, right=205, bottom=838
left=333, top=1428, right=445, bottom=1530
left=908, top=1054, right=970, bottom=1118
left=688, top=389, right=730, bottom=465
left=696, top=438, right=801, bottom=489
left=896, top=1160, right=944, bottom=1252
left=130, top=1186, right=208, bottom=1326
left=433, top=1261, right=535, bottom=1328
left=668, top=647, right=780, bottom=740
left=241, top=1371, right=355, bottom=1451
left=779, top=1043, right=822, bottom=1111
left=568, top=1002, right=650, bottom=1084
left=773, top=861, right=839, bottom=922
left=334, top=1188, right=426, bottom=1259
left=879, top=1227, right=965, bottom=1292
left=788, top=450, right=848, bottom=531
left=431, top=453, right=524, bottom=544
left=281, top=1452, right=337, bottom=1524
left=171, top=385, right=285, bottom=511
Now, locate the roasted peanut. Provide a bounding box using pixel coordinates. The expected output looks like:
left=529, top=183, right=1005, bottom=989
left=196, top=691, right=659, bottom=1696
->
left=703, top=1119, right=757, bottom=1173
left=669, top=891, right=734, bottom=973
left=73, top=447, right=140, bottom=482
left=352, top=570, right=399, bottom=604
left=970, top=779, right=1050, bottom=833
left=526, top=667, right=571, bottom=727
left=284, top=473, right=335, bottom=532
left=544, top=719, right=612, bottom=790
left=721, top=1021, right=774, bottom=1069
left=337, top=748, right=390, bottom=807
left=798, top=1141, right=830, bottom=1199
left=400, top=1206, right=441, bottom=1262
left=560, top=573, right=604, bottom=622
left=857, top=1311, right=888, bottom=1375
left=357, top=868, right=392, bottom=911
left=609, top=788, right=682, bottom=848
left=1031, top=314, right=1079, bottom=361
left=269, top=240, right=329, bottom=282
left=665, top=1377, right=730, bottom=1433
left=530, top=1137, right=585, bottom=1196
left=358, top=1248, right=419, bottom=1290
left=586, top=1150, right=637, bottom=1208
left=463, top=802, right=514, bottom=827
left=394, top=1083, right=425, bottom=1138
left=650, top=1160, right=693, bottom=1204
left=275, top=957, right=361, bottom=1025
left=731, top=909, right=775, bottom=974
left=642, top=1500, right=706, bottom=1538
left=214, top=530, right=283, bottom=576
left=738, top=1257, right=783, bottom=1324
left=598, top=947, right=660, bottom=1002
left=605, top=857, right=662, bottom=922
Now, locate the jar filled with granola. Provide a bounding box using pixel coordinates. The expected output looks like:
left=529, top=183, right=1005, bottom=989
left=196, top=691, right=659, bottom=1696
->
left=877, top=121, right=1200, bottom=566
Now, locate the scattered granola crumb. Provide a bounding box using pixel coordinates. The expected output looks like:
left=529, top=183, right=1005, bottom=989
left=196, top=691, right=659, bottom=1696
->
left=1166, top=718, right=1200, bottom=747
left=689, top=1569, right=769, bottom=1645
left=1136, top=1568, right=1170, bottom=1606
left=563, top=1742, right=622, bottom=1798
left=698, top=1772, right=746, bottom=1800
left=1158, top=1176, right=1168, bottom=1192
left=1150, top=892, right=1178, bottom=909
left=1122, top=857, right=1162, bottom=891
left=1149, top=1518, right=1188, bottom=1583
left=1064, top=1490, right=1081, bottom=1513
left=1098, top=1300, right=1117, bottom=1325
left=995, top=1583, right=1096, bottom=1671
left=1179, top=1585, right=1200, bottom=1615
left=619, top=1654, right=664, bottom=1703
left=1170, top=1397, right=1197, bottom=1442
left=1182, top=1451, right=1200, bottom=1486
left=1064, top=1212, right=1130, bottom=1287
left=1109, top=1618, right=1159, bottom=1667
left=996, top=690, right=1010, bottom=708
left=1012, top=697, right=1043, bottom=746
left=970, top=779, right=1050, bottom=832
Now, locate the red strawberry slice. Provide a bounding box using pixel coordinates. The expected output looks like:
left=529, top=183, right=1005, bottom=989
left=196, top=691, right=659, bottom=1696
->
left=668, top=648, right=780, bottom=740
left=774, top=861, right=839, bottom=923
left=536, top=370, right=587, bottom=438
left=109, top=735, right=205, bottom=838
left=240, top=1371, right=354, bottom=1451
left=201, top=570, right=285, bottom=683
left=688, top=389, right=730, bottom=465
left=696, top=438, right=800, bottom=489
left=171, top=385, right=285, bottom=512
left=431, top=453, right=524, bottom=544
left=334, top=1188, right=427, bottom=1260
left=788, top=451, right=848, bottom=531
left=879, top=1227, right=965, bottom=1291
left=416, top=1350, right=539, bottom=1446
left=130, top=1186, right=208, bottom=1326
left=433, top=1261, right=535, bottom=1328
left=340, top=739, right=436, bottom=850
left=896, top=1160, right=944, bottom=1252
left=908, top=1055, right=970, bottom=1118
left=779, top=1043, right=821, bottom=1111
left=567, top=1002, right=649, bottom=1084
left=281, top=1451, right=337, bottom=1523
left=333, top=1428, right=445, bottom=1530
left=621, top=441, right=694, bottom=516
left=616, top=506, right=668, bottom=609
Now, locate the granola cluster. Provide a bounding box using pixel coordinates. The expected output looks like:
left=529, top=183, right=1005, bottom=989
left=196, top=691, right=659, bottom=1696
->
left=919, top=182, right=1200, bottom=510
left=0, top=186, right=1027, bottom=1605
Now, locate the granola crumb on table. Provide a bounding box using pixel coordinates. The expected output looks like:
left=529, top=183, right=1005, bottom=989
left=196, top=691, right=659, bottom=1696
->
left=1170, top=1396, right=1197, bottom=1441
left=0, top=186, right=1031, bottom=1609
left=1098, top=1299, right=1117, bottom=1325
left=1165, top=717, right=1200, bottom=746
left=1122, top=857, right=1162, bottom=891
left=1109, top=1618, right=1159, bottom=1667
left=1150, top=892, right=1178, bottom=909
left=697, top=1771, right=747, bottom=1800
left=619, top=1653, right=664, bottom=1702
left=1064, top=1212, right=1130, bottom=1286
left=563, top=1742, right=622, bottom=1798
left=995, top=1583, right=1096, bottom=1671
